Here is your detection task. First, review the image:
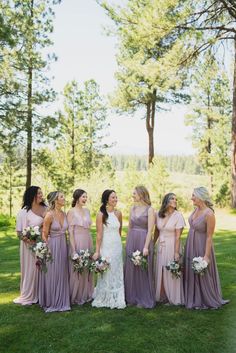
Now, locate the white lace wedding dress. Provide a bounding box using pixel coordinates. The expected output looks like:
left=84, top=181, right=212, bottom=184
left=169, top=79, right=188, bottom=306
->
left=92, top=212, right=126, bottom=309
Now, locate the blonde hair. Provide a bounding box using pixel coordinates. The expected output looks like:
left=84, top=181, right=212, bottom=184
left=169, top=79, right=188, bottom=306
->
left=47, top=191, right=60, bottom=210
left=193, top=187, right=214, bottom=211
left=135, top=185, right=151, bottom=205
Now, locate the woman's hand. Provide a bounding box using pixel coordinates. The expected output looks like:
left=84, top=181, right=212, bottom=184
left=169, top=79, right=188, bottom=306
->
left=203, top=255, right=210, bottom=264
left=93, top=252, right=99, bottom=261
left=143, top=247, right=149, bottom=257
left=174, top=252, right=180, bottom=262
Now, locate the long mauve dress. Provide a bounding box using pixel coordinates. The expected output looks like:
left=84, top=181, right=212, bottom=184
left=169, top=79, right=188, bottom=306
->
left=39, top=213, right=71, bottom=313
left=155, top=210, right=185, bottom=305
left=184, top=208, right=229, bottom=309
left=68, top=208, right=94, bottom=305
left=124, top=206, right=155, bottom=308
left=14, top=209, right=43, bottom=305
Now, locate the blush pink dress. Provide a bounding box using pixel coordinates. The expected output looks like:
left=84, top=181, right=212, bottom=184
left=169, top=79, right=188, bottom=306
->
left=155, top=210, right=185, bottom=305
left=14, top=209, right=44, bottom=305
left=68, top=208, right=94, bottom=305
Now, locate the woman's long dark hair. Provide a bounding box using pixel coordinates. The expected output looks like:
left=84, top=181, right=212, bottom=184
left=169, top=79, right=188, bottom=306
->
left=72, top=189, right=86, bottom=207
left=158, top=193, right=177, bottom=218
left=22, top=186, right=46, bottom=211
left=100, top=189, right=115, bottom=225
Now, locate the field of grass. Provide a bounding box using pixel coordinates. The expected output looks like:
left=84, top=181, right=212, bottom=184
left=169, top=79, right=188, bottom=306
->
left=0, top=214, right=236, bottom=353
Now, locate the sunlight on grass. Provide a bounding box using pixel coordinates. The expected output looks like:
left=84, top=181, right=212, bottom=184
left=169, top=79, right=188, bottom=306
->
left=0, top=215, right=236, bottom=353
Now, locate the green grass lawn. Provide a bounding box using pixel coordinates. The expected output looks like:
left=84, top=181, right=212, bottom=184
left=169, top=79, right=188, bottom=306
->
left=0, top=215, right=235, bottom=353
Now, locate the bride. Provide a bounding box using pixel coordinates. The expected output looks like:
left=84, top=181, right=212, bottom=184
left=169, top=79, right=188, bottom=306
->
left=92, top=189, right=126, bottom=309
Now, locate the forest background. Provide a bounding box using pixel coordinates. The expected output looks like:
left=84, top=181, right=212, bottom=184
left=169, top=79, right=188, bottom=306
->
left=1, top=3, right=236, bottom=353
left=0, top=0, right=236, bottom=220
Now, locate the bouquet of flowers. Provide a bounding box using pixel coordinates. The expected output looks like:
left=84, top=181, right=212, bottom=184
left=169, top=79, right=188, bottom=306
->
left=165, top=260, right=182, bottom=279
left=192, top=256, right=208, bottom=275
left=21, top=226, right=41, bottom=242
left=129, top=250, right=148, bottom=270
left=89, top=256, right=110, bottom=274
left=71, top=249, right=92, bottom=274
left=34, top=241, right=53, bottom=273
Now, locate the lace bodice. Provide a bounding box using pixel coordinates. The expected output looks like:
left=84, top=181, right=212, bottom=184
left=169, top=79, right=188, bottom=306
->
left=103, top=212, right=120, bottom=236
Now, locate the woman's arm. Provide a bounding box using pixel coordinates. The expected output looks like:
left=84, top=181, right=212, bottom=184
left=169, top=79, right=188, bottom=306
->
left=153, top=225, right=159, bottom=244
left=204, top=211, right=215, bottom=262
left=143, top=207, right=155, bottom=256
left=174, top=228, right=183, bottom=261
left=42, top=212, right=53, bottom=243
left=93, top=212, right=103, bottom=260
left=67, top=210, right=76, bottom=256
left=116, top=210, right=123, bottom=236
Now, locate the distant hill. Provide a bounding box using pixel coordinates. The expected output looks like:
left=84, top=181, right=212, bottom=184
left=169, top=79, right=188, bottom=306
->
left=111, top=155, right=203, bottom=175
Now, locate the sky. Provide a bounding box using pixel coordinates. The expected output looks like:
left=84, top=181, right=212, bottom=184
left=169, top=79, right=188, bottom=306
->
left=49, top=0, right=195, bottom=156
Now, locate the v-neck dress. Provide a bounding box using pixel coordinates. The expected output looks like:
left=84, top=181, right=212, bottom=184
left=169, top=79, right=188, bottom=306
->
left=184, top=208, right=229, bottom=309
left=155, top=210, right=185, bottom=305
left=14, top=209, right=44, bottom=305
left=39, top=213, right=71, bottom=312
left=124, top=206, right=155, bottom=308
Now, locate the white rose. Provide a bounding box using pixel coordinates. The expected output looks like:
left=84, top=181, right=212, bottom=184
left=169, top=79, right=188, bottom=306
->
left=72, top=253, right=79, bottom=260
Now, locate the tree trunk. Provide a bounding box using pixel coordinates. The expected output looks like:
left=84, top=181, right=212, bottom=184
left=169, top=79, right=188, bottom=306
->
left=26, top=64, right=32, bottom=189
left=9, top=157, right=12, bottom=218
left=231, top=35, right=236, bottom=207
left=206, top=91, right=214, bottom=192
left=71, top=107, right=75, bottom=187
left=26, top=1, right=34, bottom=189
left=146, top=90, right=156, bottom=164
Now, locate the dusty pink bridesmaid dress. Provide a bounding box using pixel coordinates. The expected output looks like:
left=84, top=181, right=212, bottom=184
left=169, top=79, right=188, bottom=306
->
left=155, top=210, right=185, bottom=305
left=68, top=208, right=94, bottom=305
left=14, top=209, right=43, bottom=305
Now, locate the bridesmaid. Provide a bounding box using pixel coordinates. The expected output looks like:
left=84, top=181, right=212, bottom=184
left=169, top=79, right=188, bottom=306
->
left=124, top=185, right=155, bottom=308
left=184, top=187, right=229, bottom=309
left=39, top=191, right=71, bottom=313
left=154, top=193, right=185, bottom=305
left=67, top=189, right=94, bottom=305
left=14, top=186, right=46, bottom=305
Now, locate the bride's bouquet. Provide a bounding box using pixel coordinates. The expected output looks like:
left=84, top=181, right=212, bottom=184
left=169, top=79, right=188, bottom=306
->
left=71, top=249, right=92, bottom=274
left=34, top=241, right=53, bottom=273
left=90, top=256, right=110, bottom=274
left=192, top=256, right=208, bottom=275
left=129, top=250, right=148, bottom=270
left=166, top=260, right=182, bottom=279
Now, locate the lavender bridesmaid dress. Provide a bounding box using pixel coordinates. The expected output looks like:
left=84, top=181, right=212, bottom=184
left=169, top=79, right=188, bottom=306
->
left=14, top=209, right=43, bottom=305
left=184, top=208, right=229, bottom=309
left=39, top=213, right=71, bottom=312
left=68, top=208, right=94, bottom=305
left=124, top=206, right=155, bottom=308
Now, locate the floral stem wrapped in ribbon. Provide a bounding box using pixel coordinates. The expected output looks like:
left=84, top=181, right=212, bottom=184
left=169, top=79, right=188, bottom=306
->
left=192, top=256, right=208, bottom=275
left=129, top=250, right=148, bottom=270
